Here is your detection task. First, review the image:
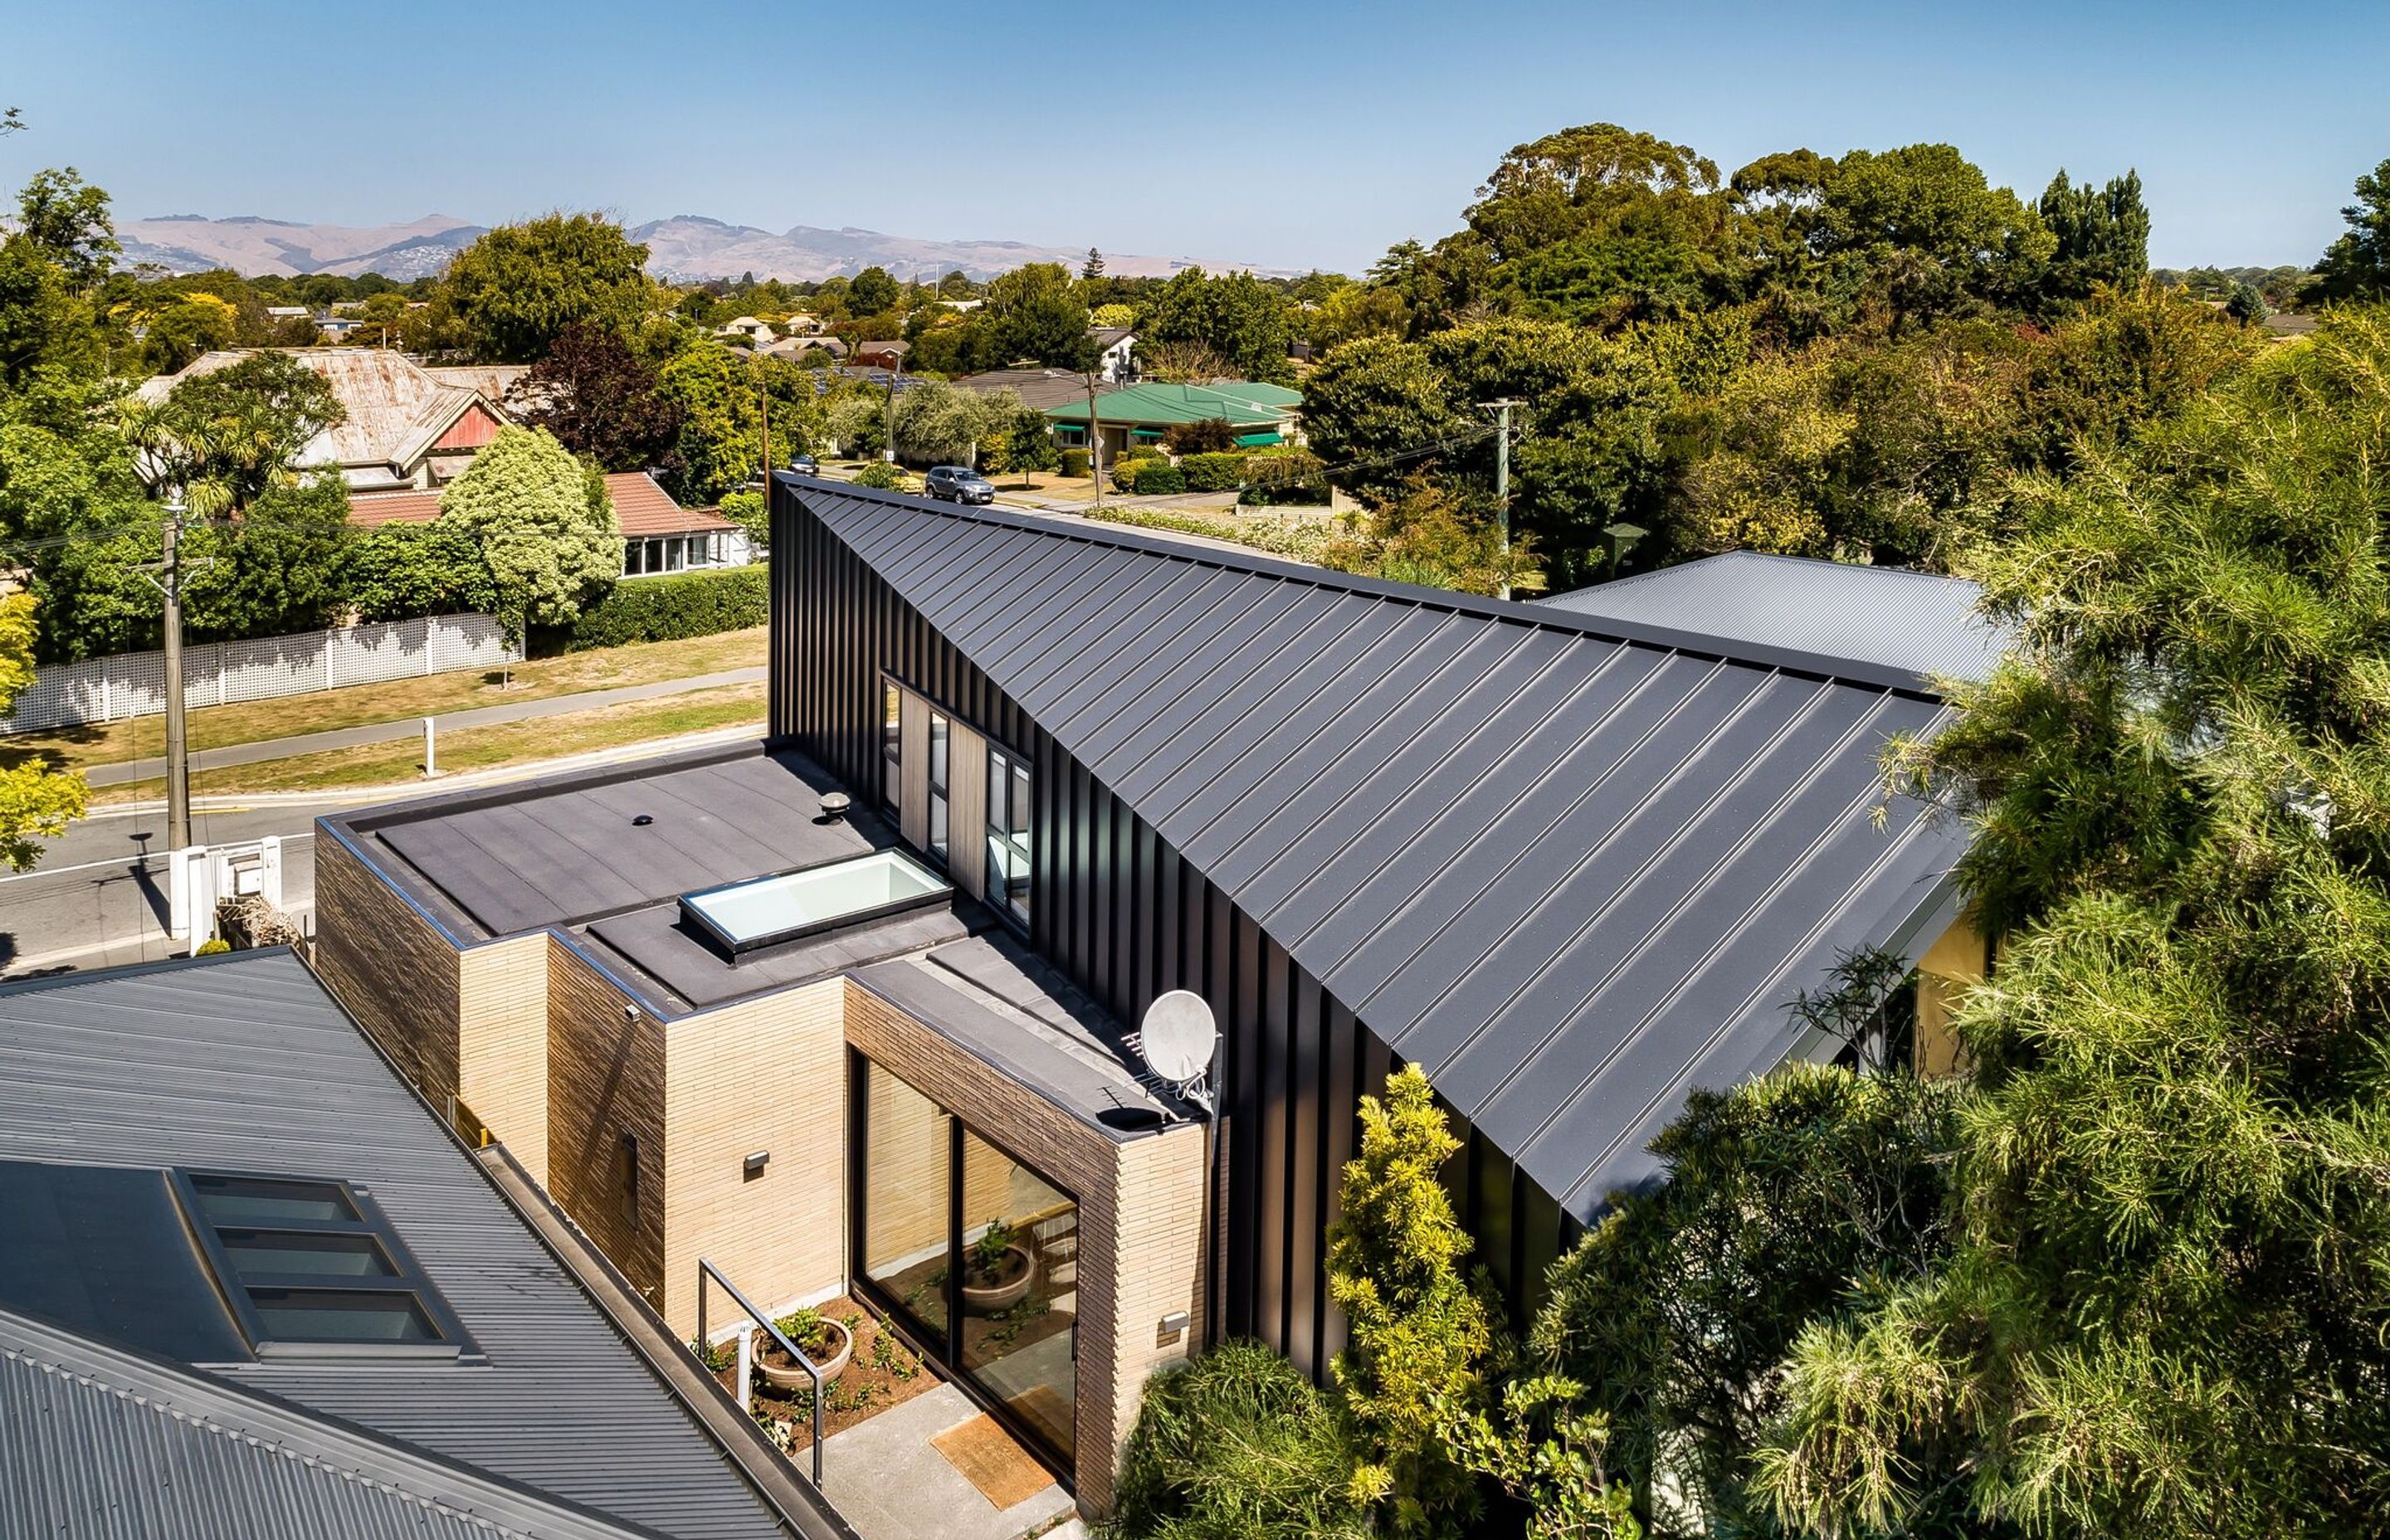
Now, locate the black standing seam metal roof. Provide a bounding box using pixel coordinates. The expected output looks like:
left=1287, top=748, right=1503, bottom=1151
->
left=0, top=950, right=794, bottom=1540
left=786, top=480, right=1969, bottom=1216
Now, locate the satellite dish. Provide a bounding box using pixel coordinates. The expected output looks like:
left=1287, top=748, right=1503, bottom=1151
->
left=1138, top=990, right=1218, bottom=1109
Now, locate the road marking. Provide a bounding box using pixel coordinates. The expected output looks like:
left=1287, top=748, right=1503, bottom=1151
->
left=0, top=831, right=316, bottom=885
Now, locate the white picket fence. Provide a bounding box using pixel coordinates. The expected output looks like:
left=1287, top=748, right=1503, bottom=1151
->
left=0, top=613, right=515, bottom=734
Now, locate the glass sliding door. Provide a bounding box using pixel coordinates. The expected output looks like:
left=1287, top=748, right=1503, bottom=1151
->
left=851, top=1055, right=1079, bottom=1476
left=858, top=1063, right=951, bottom=1351
left=958, top=1129, right=1077, bottom=1464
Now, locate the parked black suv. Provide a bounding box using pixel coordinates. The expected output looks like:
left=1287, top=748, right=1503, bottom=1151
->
left=924, top=465, right=996, bottom=505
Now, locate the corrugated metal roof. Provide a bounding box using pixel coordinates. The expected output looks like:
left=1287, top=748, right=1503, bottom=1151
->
left=2, top=1306, right=658, bottom=1540
left=0, top=951, right=795, bottom=1540
left=138, top=348, right=501, bottom=477
left=351, top=471, right=734, bottom=536
left=1046, top=382, right=1297, bottom=428
left=1542, top=551, right=2013, bottom=685
left=789, top=484, right=1969, bottom=1216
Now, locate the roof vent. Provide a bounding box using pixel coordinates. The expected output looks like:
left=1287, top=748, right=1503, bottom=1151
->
left=631, top=814, right=654, bottom=827
left=818, top=792, right=851, bottom=825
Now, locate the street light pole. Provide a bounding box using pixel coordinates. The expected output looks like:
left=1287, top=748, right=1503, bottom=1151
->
left=1480, top=398, right=1523, bottom=601
left=158, top=492, right=192, bottom=849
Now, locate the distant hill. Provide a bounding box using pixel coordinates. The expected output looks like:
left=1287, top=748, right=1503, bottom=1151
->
left=114, top=212, right=1296, bottom=282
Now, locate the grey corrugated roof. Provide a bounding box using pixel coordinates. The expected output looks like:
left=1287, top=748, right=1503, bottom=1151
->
left=0, top=951, right=794, bottom=1540
left=788, top=483, right=1969, bottom=1216
left=1, top=1305, right=656, bottom=1540
left=1541, top=551, right=2012, bottom=686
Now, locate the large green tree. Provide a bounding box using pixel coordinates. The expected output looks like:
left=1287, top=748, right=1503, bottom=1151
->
left=2314, top=155, right=2390, bottom=302
left=1759, top=309, right=2390, bottom=1540
left=979, top=261, right=1094, bottom=369
left=437, top=425, right=621, bottom=636
left=442, top=213, right=657, bottom=363
left=2036, top=168, right=2151, bottom=309
left=1138, top=268, right=1295, bottom=383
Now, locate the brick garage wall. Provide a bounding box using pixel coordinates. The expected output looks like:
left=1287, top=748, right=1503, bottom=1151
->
left=845, top=980, right=1205, bottom=1516
left=661, top=977, right=847, bottom=1338
left=547, top=935, right=667, bottom=1310
left=310, top=832, right=462, bottom=1103
left=457, top=932, right=551, bottom=1182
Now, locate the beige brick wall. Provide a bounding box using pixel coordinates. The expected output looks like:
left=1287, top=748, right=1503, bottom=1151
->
left=1915, top=910, right=1990, bottom=1077
left=547, top=936, right=667, bottom=1309
left=457, top=932, right=551, bottom=1182
left=845, top=981, right=1205, bottom=1515
left=661, top=977, right=849, bottom=1338
left=310, top=832, right=461, bottom=1103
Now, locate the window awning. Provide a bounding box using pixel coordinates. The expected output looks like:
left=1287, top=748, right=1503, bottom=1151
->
left=1234, top=431, right=1284, bottom=447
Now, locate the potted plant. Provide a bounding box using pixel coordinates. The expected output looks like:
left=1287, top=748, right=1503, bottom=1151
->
left=754, top=1305, right=852, bottom=1391
left=959, top=1216, right=1035, bottom=1314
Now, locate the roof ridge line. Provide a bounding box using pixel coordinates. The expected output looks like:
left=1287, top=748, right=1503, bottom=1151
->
left=782, top=476, right=1945, bottom=698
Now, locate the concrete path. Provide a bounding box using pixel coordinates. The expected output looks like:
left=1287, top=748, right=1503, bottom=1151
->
left=820, top=1382, right=1074, bottom=1540
left=83, top=666, right=766, bottom=787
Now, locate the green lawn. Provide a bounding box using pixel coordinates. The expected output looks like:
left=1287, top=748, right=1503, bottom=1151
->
left=90, top=681, right=768, bottom=804
left=4, top=627, right=766, bottom=776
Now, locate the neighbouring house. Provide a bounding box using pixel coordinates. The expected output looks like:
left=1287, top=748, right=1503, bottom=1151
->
left=313, top=480, right=1988, bottom=1521
left=135, top=348, right=512, bottom=492
left=264, top=304, right=310, bottom=321
left=718, top=315, right=777, bottom=346
left=951, top=367, right=1095, bottom=413
left=1089, top=326, right=1134, bottom=382
left=851, top=339, right=911, bottom=371
left=317, top=315, right=367, bottom=340
left=1045, top=380, right=1302, bottom=461
left=349, top=470, right=752, bottom=576
left=0, top=948, right=843, bottom=1540
left=425, top=362, right=531, bottom=407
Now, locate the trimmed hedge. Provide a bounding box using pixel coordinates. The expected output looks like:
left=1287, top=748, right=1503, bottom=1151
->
left=546, top=563, right=768, bottom=652
left=1061, top=447, right=1091, bottom=478
left=1179, top=451, right=1246, bottom=493
left=1120, top=461, right=1184, bottom=495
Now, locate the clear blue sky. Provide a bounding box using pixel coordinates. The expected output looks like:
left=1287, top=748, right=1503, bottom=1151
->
left=6, top=0, right=2383, bottom=274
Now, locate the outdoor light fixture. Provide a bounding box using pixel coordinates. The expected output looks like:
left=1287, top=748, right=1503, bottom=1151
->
left=817, top=792, right=851, bottom=824
left=743, top=1150, right=770, bottom=1179
left=1157, top=1311, right=1189, bottom=1346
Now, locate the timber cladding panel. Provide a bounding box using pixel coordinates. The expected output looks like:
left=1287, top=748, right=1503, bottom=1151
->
left=844, top=979, right=1204, bottom=1515
left=457, top=933, right=551, bottom=1182
left=547, top=935, right=667, bottom=1309
left=310, top=832, right=462, bottom=1104
left=661, top=978, right=848, bottom=1338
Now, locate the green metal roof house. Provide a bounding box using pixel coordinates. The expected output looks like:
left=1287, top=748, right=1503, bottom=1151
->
left=1046, top=381, right=1302, bottom=451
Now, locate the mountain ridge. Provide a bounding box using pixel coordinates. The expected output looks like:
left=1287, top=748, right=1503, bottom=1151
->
left=114, top=212, right=1300, bottom=282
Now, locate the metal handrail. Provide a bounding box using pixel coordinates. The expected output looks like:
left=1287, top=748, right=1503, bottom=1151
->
left=697, top=1259, right=826, bottom=1489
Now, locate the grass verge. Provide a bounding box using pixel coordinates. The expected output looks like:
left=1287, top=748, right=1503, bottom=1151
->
left=6, top=627, right=766, bottom=776
left=90, top=682, right=767, bottom=805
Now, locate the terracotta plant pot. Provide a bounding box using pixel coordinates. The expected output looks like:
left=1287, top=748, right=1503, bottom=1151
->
left=753, top=1319, right=852, bottom=1391
left=959, top=1244, right=1036, bottom=1315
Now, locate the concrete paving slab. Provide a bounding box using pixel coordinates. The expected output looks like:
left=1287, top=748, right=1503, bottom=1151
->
left=820, top=1382, right=1073, bottom=1540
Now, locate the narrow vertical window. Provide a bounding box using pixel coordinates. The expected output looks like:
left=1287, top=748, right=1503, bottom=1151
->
left=928, top=711, right=950, bottom=864
left=618, top=1131, right=641, bottom=1227
left=985, top=744, right=1032, bottom=933
left=881, top=682, right=901, bottom=811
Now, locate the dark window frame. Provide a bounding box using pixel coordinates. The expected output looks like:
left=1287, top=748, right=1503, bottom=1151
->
left=985, top=741, right=1032, bottom=935
left=927, top=709, right=952, bottom=866
left=881, top=677, right=902, bottom=811
left=170, top=1168, right=476, bottom=1362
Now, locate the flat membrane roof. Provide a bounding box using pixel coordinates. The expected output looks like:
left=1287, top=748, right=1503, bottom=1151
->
left=334, top=743, right=880, bottom=943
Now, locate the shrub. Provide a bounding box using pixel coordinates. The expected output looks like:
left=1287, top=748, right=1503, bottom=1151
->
left=1178, top=451, right=1246, bottom=494
left=1127, top=462, right=1184, bottom=496
left=1060, top=447, right=1091, bottom=478
left=1110, top=1340, right=1368, bottom=1540
left=719, top=489, right=768, bottom=553
left=1163, top=417, right=1238, bottom=455
left=851, top=461, right=905, bottom=490
left=1090, top=506, right=1335, bottom=563
left=546, top=564, right=768, bottom=652
left=344, top=522, right=500, bottom=622
left=1121, top=443, right=1165, bottom=462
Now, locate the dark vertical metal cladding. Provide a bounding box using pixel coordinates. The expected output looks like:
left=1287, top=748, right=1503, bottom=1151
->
left=766, top=480, right=1575, bottom=1366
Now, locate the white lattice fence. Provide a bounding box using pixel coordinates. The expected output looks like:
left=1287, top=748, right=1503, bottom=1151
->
left=0, top=614, right=515, bottom=734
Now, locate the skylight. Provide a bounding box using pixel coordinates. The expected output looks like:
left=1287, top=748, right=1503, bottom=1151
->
left=172, top=1170, right=472, bottom=1360
left=680, top=849, right=952, bottom=956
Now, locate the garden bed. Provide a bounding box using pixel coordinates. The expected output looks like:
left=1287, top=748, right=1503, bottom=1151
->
left=709, top=1294, right=939, bottom=1442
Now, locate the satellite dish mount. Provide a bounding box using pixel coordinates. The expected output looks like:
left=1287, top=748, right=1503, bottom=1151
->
left=1136, top=990, right=1219, bottom=1116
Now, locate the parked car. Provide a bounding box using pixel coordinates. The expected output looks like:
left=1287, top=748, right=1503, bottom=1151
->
left=924, top=465, right=996, bottom=505
left=787, top=453, right=819, bottom=475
